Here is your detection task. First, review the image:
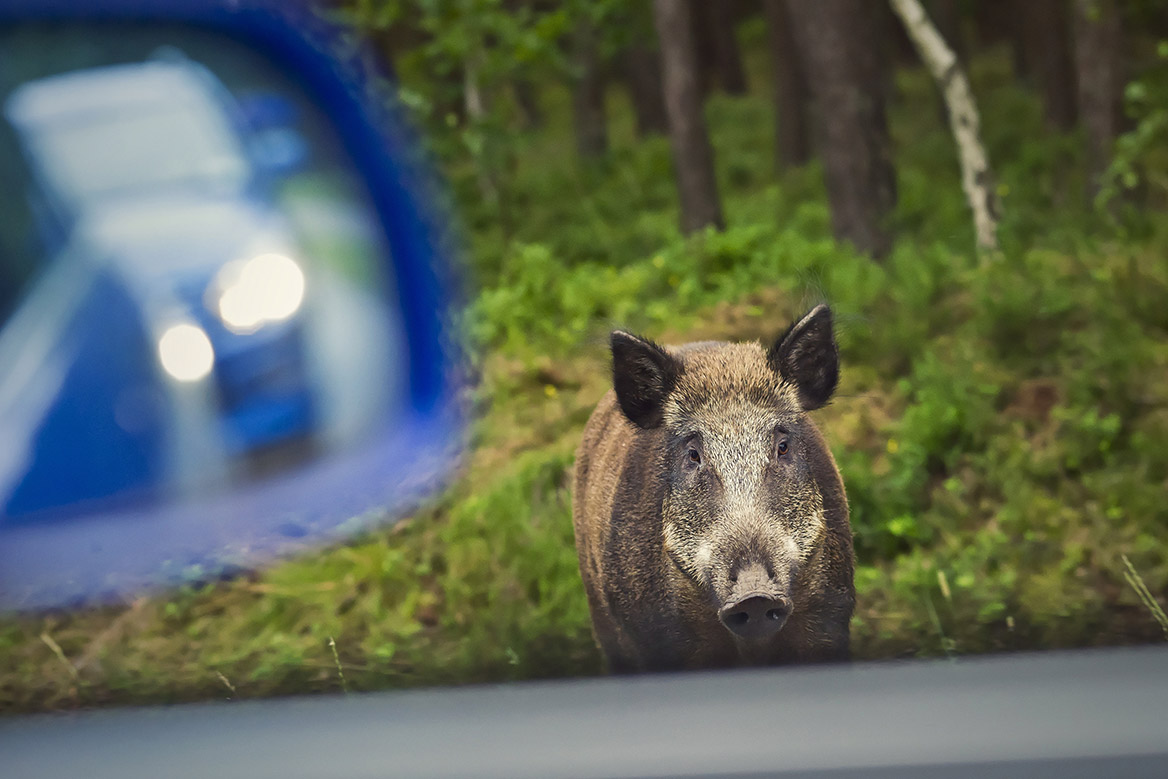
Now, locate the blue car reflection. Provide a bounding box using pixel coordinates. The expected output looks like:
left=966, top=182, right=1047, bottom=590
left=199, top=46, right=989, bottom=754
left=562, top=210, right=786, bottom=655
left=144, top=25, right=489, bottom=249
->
left=1, top=56, right=317, bottom=519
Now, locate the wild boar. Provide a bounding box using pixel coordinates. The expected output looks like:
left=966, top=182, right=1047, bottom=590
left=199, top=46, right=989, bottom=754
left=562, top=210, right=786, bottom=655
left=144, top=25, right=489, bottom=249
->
left=572, top=305, right=854, bottom=672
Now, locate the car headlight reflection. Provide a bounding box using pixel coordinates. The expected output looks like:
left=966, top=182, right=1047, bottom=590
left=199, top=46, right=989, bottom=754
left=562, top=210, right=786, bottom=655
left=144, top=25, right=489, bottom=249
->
left=214, top=253, right=306, bottom=334
left=159, top=323, right=215, bottom=382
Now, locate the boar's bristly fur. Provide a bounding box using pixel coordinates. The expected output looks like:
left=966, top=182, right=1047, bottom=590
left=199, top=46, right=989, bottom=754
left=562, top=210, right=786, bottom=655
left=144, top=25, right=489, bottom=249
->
left=572, top=305, right=855, bottom=672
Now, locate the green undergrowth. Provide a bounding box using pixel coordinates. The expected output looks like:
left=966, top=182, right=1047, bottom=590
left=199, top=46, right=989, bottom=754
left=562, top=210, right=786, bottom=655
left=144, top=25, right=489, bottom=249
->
left=3, top=46, right=1168, bottom=713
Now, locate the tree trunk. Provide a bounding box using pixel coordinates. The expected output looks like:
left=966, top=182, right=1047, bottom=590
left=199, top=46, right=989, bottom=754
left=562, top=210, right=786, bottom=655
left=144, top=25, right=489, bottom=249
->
left=928, top=0, right=966, bottom=63
left=785, top=0, right=896, bottom=258
left=1009, top=11, right=1032, bottom=85
left=926, top=0, right=966, bottom=125
left=652, top=0, right=725, bottom=233
left=462, top=48, right=513, bottom=236
left=881, top=0, right=920, bottom=70
left=503, top=0, right=541, bottom=131
left=512, top=78, right=543, bottom=130
left=570, top=21, right=608, bottom=159
left=463, top=54, right=489, bottom=124
left=973, top=0, right=1029, bottom=82
left=695, top=0, right=750, bottom=96
left=1021, top=0, right=1078, bottom=131
left=763, top=0, right=811, bottom=170
left=622, top=43, right=669, bottom=138
left=1073, top=0, right=1123, bottom=197
left=890, top=0, right=1000, bottom=252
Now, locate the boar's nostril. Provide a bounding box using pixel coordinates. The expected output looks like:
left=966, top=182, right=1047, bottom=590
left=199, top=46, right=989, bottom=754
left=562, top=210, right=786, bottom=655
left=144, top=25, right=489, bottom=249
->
left=719, top=595, right=791, bottom=640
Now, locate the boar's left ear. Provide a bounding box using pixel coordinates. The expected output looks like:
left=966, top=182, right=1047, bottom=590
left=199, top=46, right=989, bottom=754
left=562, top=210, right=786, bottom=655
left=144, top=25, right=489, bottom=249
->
left=611, top=331, right=680, bottom=429
left=767, top=304, right=839, bottom=411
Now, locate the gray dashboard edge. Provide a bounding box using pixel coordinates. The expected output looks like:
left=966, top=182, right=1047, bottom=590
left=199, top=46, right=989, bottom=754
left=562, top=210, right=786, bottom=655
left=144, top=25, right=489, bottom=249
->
left=3, top=645, right=1167, bottom=779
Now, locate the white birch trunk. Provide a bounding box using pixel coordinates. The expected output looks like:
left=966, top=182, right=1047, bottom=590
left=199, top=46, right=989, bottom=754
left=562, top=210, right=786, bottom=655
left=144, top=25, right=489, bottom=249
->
left=463, top=51, right=487, bottom=123
left=889, top=0, right=1000, bottom=252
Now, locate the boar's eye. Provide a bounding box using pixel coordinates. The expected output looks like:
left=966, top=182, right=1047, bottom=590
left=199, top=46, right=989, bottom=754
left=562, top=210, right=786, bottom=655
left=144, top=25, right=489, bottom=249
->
left=682, top=435, right=702, bottom=468
left=776, top=436, right=790, bottom=458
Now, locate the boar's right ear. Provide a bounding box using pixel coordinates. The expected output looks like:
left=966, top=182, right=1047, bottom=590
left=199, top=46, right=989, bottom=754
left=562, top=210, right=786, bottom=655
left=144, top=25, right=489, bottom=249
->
left=611, top=331, right=680, bottom=429
left=768, top=304, right=839, bottom=411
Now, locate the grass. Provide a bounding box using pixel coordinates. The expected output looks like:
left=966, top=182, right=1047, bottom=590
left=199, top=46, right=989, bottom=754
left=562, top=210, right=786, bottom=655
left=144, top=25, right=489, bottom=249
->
left=2, top=41, right=1168, bottom=713
left=1123, top=555, right=1168, bottom=638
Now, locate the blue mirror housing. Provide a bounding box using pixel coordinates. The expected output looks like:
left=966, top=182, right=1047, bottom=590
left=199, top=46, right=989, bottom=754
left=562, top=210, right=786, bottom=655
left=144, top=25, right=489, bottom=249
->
left=0, top=0, right=463, bottom=610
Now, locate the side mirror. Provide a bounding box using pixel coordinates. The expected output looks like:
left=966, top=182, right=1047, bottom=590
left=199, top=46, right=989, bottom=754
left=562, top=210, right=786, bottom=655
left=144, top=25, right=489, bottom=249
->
left=0, top=2, right=462, bottom=611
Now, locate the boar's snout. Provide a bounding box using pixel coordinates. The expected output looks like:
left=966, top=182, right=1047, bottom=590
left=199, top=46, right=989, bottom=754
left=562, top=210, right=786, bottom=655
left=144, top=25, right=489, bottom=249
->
left=718, top=562, right=791, bottom=641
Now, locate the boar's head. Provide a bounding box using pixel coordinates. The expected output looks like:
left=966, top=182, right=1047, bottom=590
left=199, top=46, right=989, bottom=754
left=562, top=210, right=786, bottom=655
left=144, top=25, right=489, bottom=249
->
left=611, top=305, right=840, bottom=643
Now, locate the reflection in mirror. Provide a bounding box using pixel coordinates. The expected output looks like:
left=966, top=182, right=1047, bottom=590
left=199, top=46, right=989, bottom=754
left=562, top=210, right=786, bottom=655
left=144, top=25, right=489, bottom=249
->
left=0, top=24, right=421, bottom=608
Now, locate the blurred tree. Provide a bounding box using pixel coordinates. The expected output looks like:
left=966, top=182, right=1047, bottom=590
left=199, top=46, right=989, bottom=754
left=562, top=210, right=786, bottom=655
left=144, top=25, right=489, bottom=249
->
left=762, top=0, right=810, bottom=170
left=973, top=0, right=1030, bottom=84
left=605, top=4, right=668, bottom=139
left=506, top=0, right=544, bottom=131
left=924, top=0, right=965, bottom=126
left=928, top=0, right=966, bottom=63
left=1073, top=0, right=1124, bottom=197
left=785, top=0, right=896, bottom=258
left=1020, top=0, right=1078, bottom=131
left=891, top=0, right=999, bottom=252
left=565, top=0, right=665, bottom=158
left=691, top=0, right=749, bottom=96
left=512, top=77, right=543, bottom=130
left=621, top=42, right=669, bottom=138
left=880, top=0, right=920, bottom=72
left=569, top=17, right=607, bottom=158
left=326, top=0, right=576, bottom=235
left=652, top=0, right=724, bottom=233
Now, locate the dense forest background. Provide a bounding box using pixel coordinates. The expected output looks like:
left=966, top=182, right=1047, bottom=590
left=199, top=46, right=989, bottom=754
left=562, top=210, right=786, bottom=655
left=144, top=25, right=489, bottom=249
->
left=4, top=0, right=1168, bottom=711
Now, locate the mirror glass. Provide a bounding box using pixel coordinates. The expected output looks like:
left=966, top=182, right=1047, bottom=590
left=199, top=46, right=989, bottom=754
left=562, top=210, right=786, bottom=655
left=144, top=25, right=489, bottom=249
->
left=0, top=24, right=427, bottom=609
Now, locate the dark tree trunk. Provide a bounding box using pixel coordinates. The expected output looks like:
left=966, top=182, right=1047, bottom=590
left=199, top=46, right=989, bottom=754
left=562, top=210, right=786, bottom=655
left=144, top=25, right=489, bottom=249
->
left=874, top=1, right=904, bottom=105
left=1073, top=0, right=1123, bottom=197
left=929, top=0, right=966, bottom=63
left=689, top=0, right=716, bottom=96
left=652, top=0, right=725, bottom=233
left=695, top=0, right=750, bottom=96
left=881, top=0, right=919, bottom=70
left=763, top=0, right=810, bottom=170
left=622, top=43, right=669, bottom=138
left=785, top=0, right=896, bottom=258
left=973, top=0, right=1009, bottom=45
left=512, top=78, right=543, bottom=130
left=1021, top=0, right=1078, bottom=131
left=1010, top=14, right=1032, bottom=85
left=973, top=0, right=1028, bottom=82
left=570, top=21, right=608, bottom=158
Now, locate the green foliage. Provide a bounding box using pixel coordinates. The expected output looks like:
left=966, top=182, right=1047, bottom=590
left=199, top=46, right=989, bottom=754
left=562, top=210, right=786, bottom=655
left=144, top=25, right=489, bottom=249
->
left=1099, top=37, right=1168, bottom=220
